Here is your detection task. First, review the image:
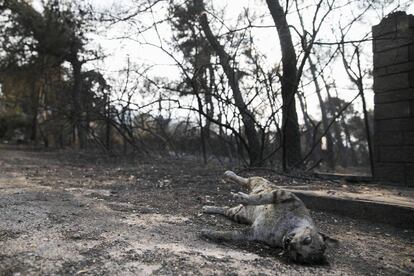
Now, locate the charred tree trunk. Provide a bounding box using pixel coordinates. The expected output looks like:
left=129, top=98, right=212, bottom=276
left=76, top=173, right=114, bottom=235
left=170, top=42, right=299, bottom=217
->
left=204, top=64, right=215, bottom=140
left=194, top=0, right=262, bottom=166
left=355, top=49, right=374, bottom=175
left=198, top=103, right=207, bottom=164
left=357, top=80, right=374, bottom=174
left=342, top=115, right=357, bottom=165
left=308, top=56, right=334, bottom=170
left=195, top=85, right=207, bottom=164
left=197, top=56, right=212, bottom=164
left=266, top=0, right=302, bottom=170
left=297, top=91, right=317, bottom=162
left=105, top=94, right=112, bottom=150
left=340, top=45, right=374, bottom=173
left=71, top=60, right=86, bottom=149
left=321, top=75, right=346, bottom=163
left=29, top=79, right=39, bottom=142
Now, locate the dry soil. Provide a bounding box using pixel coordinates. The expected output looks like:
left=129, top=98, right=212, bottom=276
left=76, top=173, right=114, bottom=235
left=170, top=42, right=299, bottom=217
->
left=0, top=147, right=413, bottom=275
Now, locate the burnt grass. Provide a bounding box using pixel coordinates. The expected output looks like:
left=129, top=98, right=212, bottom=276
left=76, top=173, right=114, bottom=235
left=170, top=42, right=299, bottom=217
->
left=0, top=146, right=413, bottom=275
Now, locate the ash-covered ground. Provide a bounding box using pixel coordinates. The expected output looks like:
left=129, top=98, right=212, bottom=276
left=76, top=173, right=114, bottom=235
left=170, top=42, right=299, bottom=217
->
left=0, top=147, right=413, bottom=275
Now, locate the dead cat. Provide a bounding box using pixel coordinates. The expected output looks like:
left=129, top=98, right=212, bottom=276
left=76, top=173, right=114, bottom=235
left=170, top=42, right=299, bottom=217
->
left=201, top=171, right=338, bottom=263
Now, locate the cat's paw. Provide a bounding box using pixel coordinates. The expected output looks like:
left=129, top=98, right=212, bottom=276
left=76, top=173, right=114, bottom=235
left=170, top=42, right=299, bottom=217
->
left=231, top=191, right=249, bottom=204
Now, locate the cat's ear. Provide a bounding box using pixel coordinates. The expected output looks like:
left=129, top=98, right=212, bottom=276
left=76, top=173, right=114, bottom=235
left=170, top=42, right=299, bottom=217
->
left=319, top=232, right=339, bottom=247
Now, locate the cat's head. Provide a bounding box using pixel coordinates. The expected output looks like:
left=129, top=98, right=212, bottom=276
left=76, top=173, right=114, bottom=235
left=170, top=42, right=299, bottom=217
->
left=283, top=227, right=338, bottom=263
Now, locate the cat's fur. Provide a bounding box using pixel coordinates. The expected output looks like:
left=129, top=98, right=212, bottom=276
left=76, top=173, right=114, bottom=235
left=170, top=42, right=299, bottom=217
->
left=201, top=171, right=337, bottom=263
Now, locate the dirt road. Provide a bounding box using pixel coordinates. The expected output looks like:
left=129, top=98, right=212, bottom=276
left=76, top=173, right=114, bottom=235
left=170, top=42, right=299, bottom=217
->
left=0, top=147, right=413, bottom=275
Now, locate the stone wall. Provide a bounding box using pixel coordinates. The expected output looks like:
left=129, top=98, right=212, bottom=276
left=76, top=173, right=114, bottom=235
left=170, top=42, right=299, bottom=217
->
left=372, top=12, right=414, bottom=186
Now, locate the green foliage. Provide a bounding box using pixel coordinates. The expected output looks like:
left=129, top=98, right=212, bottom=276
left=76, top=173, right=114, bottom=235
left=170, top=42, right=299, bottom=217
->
left=0, top=0, right=104, bottom=146
left=1, top=0, right=93, bottom=64
left=0, top=111, right=30, bottom=140
left=169, top=1, right=210, bottom=61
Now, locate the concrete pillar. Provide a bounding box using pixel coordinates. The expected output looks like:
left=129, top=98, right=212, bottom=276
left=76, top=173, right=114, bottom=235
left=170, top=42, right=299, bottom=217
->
left=372, top=11, right=414, bottom=186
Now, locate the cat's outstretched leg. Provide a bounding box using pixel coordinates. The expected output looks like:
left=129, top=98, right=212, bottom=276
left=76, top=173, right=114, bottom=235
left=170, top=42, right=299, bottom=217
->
left=223, top=171, right=248, bottom=185
left=202, top=204, right=252, bottom=224
left=201, top=227, right=254, bottom=242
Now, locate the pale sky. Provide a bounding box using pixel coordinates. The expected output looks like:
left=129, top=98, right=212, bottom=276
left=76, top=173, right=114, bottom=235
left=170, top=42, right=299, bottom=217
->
left=34, top=0, right=414, bottom=122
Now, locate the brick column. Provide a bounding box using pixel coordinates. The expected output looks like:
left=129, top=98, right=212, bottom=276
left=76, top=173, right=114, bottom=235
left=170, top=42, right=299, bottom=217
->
left=372, top=12, right=414, bottom=186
